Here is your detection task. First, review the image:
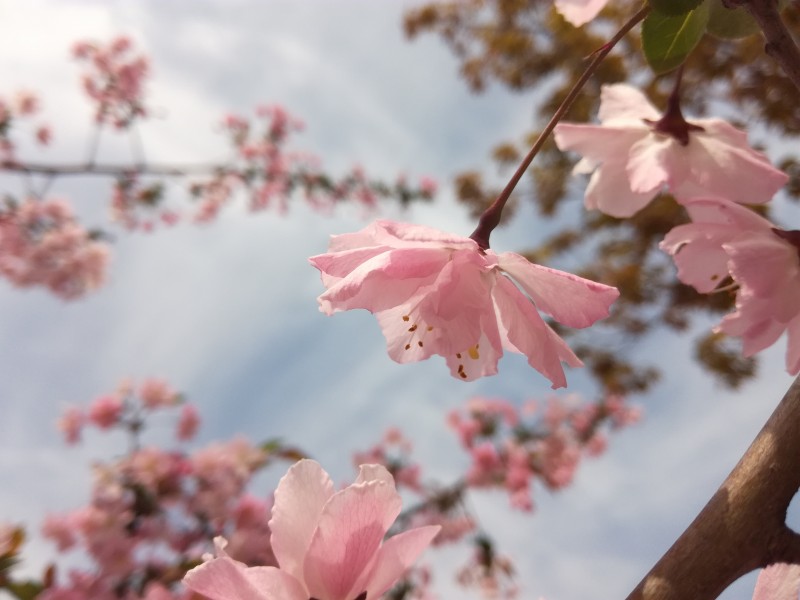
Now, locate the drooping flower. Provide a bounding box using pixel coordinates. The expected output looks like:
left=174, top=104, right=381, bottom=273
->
left=554, top=84, right=787, bottom=217
left=309, top=220, right=618, bottom=388
left=555, top=0, right=609, bottom=27
left=660, top=197, right=800, bottom=373
left=183, top=459, right=440, bottom=600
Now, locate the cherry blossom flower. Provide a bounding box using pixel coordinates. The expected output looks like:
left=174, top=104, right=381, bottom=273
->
left=752, top=563, right=800, bottom=600
left=309, top=220, right=618, bottom=388
left=660, top=197, right=800, bottom=373
left=555, top=0, right=609, bottom=27
left=183, top=459, right=440, bottom=600
left=553, top=84, right=788, bottom=217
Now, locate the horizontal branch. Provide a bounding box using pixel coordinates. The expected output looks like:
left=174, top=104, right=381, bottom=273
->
left=626, top=374, right=800, bottom=600
left=0, top=160, right=227, bottom=178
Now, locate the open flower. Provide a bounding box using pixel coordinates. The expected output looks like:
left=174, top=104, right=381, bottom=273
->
left=554, top=84, right=787, bottom=217
left=183, top=459, right=440, bottom=600
left=660, top=197, right=800, bottom=373
left=309, top=220, right=618, bottom=388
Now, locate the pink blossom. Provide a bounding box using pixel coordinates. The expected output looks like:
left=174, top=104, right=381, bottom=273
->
left=176, top=404, right=200, bottom=441
left=36, top=125, right=52, bottom=145
left=184, top=459, right=440, bottom=600
left=87, top=394, right=124, bottom=429
left=555, top=0, right=609, bottom=26
left=42, top=514, right=78, bottom=551
left=57, top=406, right=84, bottom=444
left=660, top=197, right=800, bottom=373
left=309, top=220, right=618, bottom=388
left=752, top=563, right=800, bottom=600
left=139, top=378, right=179, bottom=409
left=554, top=84, right=788, bottom=217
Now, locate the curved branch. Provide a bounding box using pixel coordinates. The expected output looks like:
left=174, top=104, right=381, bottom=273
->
left=626, top=375, right=800, bottom=599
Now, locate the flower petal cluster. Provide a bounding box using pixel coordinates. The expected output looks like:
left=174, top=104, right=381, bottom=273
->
left=660, top=197, right=800, bottom=373
left=184, top=459, right=440, bottom=600
left=309, top=220, right=619, bottom=388
left=554, top=84, right=788, bottom=217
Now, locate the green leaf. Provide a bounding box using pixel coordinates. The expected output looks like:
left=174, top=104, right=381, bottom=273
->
left=642, top=3, right=710, bottom=74
left=648, top=0, right=706, bottom=16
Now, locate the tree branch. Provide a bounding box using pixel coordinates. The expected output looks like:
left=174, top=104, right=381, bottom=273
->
left=0, top=159, right=226, bottom=178
left=734, top=0, right=800, bottom=92
left=626, top=375, right=800, bottom=600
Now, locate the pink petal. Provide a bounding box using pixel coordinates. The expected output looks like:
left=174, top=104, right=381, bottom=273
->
left=681, top=197, right=773, bottom=231
left=554, top=0, right=609, bottom=27
left=443, top=327, right=503, bottom=382
left=752, top=563, right=800, bottom=600
left=626, top=135, right=682, bottom=195
left=269, top=459, right=334, bottom=583
left=660, top=224, right=734, bottom=293
left=554, top=123, right=645, bottom=167
left=584, top=161, right=655, bottom=217
left=497, top=252, right=618, bottom=328
left=493, top=275, right=582, bottom=389
left=786, top=315, right=800, bottom=374
left=303, top=479, right=402, bottom=600
left=354, top=463, right=395, bottom=486
left=316, top=247, right=450, bottom=315
left=677, top=120, right=788, bottom=205
left=362, top=525, right=442, bottom=599
left=725, top=236, right=800, bottom=322
left=309, top=246, right=392, bottom=288
left=717, top=297, right=786, bottom=357
left=597, top=84, right=661, bottom=123
left=183, top=558, right=306, bottom=600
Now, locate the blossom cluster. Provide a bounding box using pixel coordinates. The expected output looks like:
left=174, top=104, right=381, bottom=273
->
left=554, top=83, right=798, bottom=374
left=0, top=196, right=108, bottom=300
left=72, top=36, right=149, bottom=129
left=188, top=106, right=439, bottom=224
left=42, top=384, right=282, bottom=600
left=0, top=90, right=51, bottom=161
left=449, top=395, right=640, bottom=511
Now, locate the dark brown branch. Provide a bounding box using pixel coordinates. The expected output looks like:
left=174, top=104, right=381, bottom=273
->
left=733, top=0, right=800, bottom=92
left=626, top=375, right=800, bottom=600
left=0, top=160, right=225, bottom=178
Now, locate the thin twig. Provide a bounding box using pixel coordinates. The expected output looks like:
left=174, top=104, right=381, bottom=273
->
left=469, top=3, right=651, bottom=250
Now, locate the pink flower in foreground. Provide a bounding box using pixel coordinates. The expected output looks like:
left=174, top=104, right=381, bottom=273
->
left=555, top=0, right=609, bottom=27
left=87, top=394, right=124, bottom=429
left=752, top=563, right=800, bottom=600
left=184, top=459, right=440, bottom=600
left=661, top=197, right=800, bottom=373
left=57, top=406, right=84, bottom=445
left=309, top=220, right=618, bottom=388
left=554, top=84, right=787, bottom=217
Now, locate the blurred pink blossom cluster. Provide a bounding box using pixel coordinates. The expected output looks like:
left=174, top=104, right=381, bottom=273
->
left=110, top=174, right=180, bottom=232
left=189, top=106, right=438, bottom=222
left=0, top=90, right=51, bottom=161
left=57, top=378, right=193, bottom=445
left=0, top=197, right=108, bottom=299
left=449, top=395, right=640, bottom=511
left=73, top=36, right=149, bottom=129
left=352, top=426, right=423, bottom=492
left=42, top=383, right=298, bottom=600
left=456, top=535, right=519, bottom=599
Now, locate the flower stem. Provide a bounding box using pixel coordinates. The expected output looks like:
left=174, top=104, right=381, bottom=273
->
left=468, top=3, right=651, bottom=251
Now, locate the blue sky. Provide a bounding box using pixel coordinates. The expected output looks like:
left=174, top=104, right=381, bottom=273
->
left=0, top=2, right=796, bottom=599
